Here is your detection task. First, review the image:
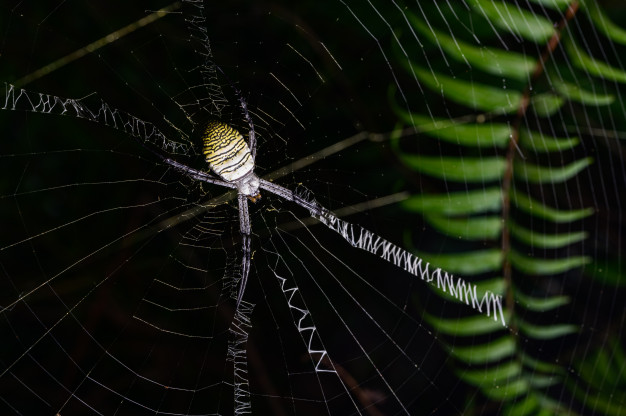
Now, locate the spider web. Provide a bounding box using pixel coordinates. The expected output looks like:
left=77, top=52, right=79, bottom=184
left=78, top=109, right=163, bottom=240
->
left=0, top=1, right=625, bottom=415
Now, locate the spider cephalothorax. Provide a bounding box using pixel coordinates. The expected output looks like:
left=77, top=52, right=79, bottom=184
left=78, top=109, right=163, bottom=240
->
left=194, top=117, right=325, bottom=306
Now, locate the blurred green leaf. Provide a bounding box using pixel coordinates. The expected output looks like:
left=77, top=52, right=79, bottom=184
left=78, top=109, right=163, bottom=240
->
left=531, top=93, right=565, bottom=117
left=528, top=374, right=561, bottom=388
left=514, top=289, right=570, bottom=312
left=585, top=258, right=626, bottom=286
left=459, top=361, right=523, bottom=386
left=403, top=62, right=521, bottom=113
left=424, top=310, right=509, bottom=336
left=579, top=338, right=626, bottom=381
left=578, top=347, right=618, bottom=386
left=420, top=249, right=503, bottom=275
left=402, top=188, right=502, bottom=215
left=568, top=387, right=626, bottom=416
left=510, top=249, right=590, bottom=275
left=449, top=336, right=515, bottom=364
left=519, top=129, right=579, bottom=153
left=553, top=79, right=615, bottom=106
left=407, top=11, right=536, bottom=81
left=569, top=338, right=626, bottom=416
left=566, top=35, right=626, bottom=83
left=517, top=319, right=578, bottom=339
left=536, top=405, right=561, bottom=416
left=425, top=214, right=502, bottom=240
left=399, top=154, right=506, bottom=182
left=504, top=394, right=540, bottom=416
left=509, top=219, right=588, bottom=248
left=515, top=157, right=593, bottom=184
left=468, top=0, right=556, bottom=43
left=513, top=192, right=593, bottom=222
left=481, top=377, right=529, bottom=400
left=393, top=108, right=511, bottom=148
left=528, top=0, right=574, bottom=10
left=521, top=353, right=567, bottom=374
left=583, top=0, right=626, bottom=45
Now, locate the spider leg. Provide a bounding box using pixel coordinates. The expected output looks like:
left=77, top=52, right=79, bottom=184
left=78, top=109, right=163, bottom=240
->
left=236, top=193, right=252, bottom=307
left=163, top=158, right=236, bottom=189
left=239, top=96, right=257, bottom=161
left=258, top=179, right=327, bottom=218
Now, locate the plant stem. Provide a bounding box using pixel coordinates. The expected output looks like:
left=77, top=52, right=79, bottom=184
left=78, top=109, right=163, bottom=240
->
left=501, top=1, right=580, bottom=328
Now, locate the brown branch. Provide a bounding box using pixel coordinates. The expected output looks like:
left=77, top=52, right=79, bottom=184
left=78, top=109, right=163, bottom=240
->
left=501, top=1, right=580, bottom=327
left=319, top=355, right=386, bottom=416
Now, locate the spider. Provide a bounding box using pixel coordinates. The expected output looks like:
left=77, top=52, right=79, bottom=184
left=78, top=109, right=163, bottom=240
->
left=147, top=93, right=329, bottom=309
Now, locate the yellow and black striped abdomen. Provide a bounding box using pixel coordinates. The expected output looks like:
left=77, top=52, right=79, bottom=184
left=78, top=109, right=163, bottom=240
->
left=202, top=121, right=254, bottom=182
